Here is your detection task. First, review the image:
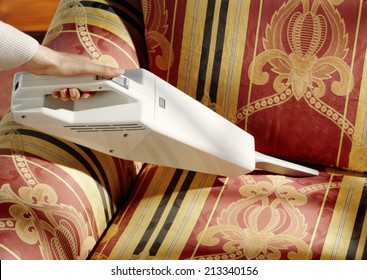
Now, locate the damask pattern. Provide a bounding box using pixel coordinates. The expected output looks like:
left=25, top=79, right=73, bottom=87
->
left=1, top=130, right=93, bottom=259
left=1, top=183, right=95, bottom=259
left=244, top=0, right=356, bottom=141
left=43, top=0, right=147, bottom=68
left=142, top=0, right=174, bottom=70
left=144, top=0, right=367, bottom=172
left=91, top=165, right=352, bottom=260
left=88, top=0, right=367, bottom=261
left=2, top=0, right=367, bottom=261
left=70, top=2, right=119, bottom=67
left=241, top=0, right=367, bottom=171
left=0, top=109, right=136, bottom=259
left=0, top=0, right=144, bottom=259
left=196, top=176, right=312, bottom=260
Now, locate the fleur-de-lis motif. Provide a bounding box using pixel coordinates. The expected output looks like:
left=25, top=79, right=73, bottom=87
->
left=239, top=0, right=356, bottom=140
left=250, top=0, right=353, bottom=100
left=196, top=176, right=311, bottom=260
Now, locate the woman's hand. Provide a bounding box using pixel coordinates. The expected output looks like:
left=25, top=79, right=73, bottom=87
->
left=51, top=88, right=96, bottom=101
left=23, top=45, right=124, bottom=101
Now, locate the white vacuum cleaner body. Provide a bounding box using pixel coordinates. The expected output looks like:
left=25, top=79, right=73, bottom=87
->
left=11, top=69, right=318, bottom=177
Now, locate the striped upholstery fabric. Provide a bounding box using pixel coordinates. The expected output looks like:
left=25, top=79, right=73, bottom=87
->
left=44, top=0, right=148, bottom=68
left=92, top=164, right=367, bottom=260
left=2, top=0, right=367, bottom=260
left=0, top=0, right=146, bottom=259
left=143, top=0, right=367, bottom=172
left=90, top=0, right=367, bottom=260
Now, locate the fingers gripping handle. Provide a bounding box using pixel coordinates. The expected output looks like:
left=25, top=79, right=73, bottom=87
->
left=12, top=73, right=105, bottom=98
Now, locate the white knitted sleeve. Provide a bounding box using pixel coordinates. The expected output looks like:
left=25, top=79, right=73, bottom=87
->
left=0, top=21, right=39, bottom=70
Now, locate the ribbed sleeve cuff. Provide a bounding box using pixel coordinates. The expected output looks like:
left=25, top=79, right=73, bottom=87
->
left=0, top=21, right=39, bottom=70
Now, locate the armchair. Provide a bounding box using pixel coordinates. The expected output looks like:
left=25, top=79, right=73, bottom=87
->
left=1, top=0, right=366, bottom=260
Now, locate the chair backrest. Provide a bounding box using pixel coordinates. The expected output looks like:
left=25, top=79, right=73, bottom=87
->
left=141, top=0, right=367, bottom=173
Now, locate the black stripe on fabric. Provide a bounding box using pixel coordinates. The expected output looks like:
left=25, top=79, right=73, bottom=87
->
left=346, top=181, right=367, bottom=259
left=79, top=0, right=145, bottom=35
left=196, top=2, right=216, bottom=102
left=196, top=2, right=229, bottom=105
left=363, top=235, right=367, bottom=260
left=109, top=0, right=142, bottom=18
left=209, top=0, right=229, bottom=104
left=149, top=171, right=196, bottom=256
left=133, top=169, right=184, bottom=255
left=77, top=144, right=114, bottom=208
left=18, top=129, right=112, bottom=222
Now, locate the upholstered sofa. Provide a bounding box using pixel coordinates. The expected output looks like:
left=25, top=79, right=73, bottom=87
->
left=1, top=0, right=366, bottom=260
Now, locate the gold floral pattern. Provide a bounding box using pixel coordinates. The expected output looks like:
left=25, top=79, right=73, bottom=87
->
left=70, top=2, right=119, bottom=67
left=197, top=176, right=311, bottom=260
left=1, top=115, right=114, bottom=260
left=142, top=0, right=174, bottom=70
left=239, top=0, right=355, bottom=140
left=1, top=183, right=95, bottom=259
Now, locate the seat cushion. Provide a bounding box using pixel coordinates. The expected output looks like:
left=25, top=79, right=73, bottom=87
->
left=141, top=0, right=367, bottom=173
left=91, top=164, right=367, bottom=260
left=0, top=0, right=147, bottom=259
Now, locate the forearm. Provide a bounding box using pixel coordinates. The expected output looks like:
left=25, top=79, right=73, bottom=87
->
left=1, top=21, right=123, bottom=101
left=0, top=21, right=39, bottom=70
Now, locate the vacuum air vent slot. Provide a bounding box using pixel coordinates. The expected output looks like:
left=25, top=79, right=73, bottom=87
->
left=64, top=124, right=145, bottom=133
